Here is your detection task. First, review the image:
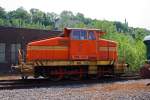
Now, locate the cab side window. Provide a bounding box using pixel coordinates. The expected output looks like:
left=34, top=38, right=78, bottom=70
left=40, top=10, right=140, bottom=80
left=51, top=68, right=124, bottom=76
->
left=88, top=31, right=96, bottom=40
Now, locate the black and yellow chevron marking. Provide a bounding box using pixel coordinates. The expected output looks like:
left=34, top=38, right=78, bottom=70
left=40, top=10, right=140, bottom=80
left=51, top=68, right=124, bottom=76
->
left=30, top=60, right=113, bottom=67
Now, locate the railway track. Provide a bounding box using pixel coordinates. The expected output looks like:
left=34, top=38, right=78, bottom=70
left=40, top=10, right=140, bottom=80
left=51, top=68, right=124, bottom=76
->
left=0, top=74, right=143, bottom=90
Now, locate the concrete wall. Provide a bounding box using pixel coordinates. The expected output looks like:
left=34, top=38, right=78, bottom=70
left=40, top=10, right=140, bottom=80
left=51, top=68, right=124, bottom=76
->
left=0, top=26, right=61, bottom=74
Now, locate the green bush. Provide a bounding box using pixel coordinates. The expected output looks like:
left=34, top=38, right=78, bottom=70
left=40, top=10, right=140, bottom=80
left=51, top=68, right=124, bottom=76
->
left=102, top=32, right=146, bottom=71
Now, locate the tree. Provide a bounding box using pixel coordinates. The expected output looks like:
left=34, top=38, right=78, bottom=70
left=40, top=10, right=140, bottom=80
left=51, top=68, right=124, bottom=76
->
left=114, top=21, right=128, bottom=33
left=45, top=12, right=58, bottom=29
left=7, top=7, right=30, bottom=27
left=57, top=11, right=75, bottom=29
left=134, top=28, right=150, bottom=41
left=0, top=6, right=6, bottom=19
left=30, top=8, right=45, bottom=24
left=76, top=13, right=85, bottom=22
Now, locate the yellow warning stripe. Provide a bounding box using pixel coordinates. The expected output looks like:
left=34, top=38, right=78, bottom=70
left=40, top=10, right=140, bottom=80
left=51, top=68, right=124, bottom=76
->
left=28, top=46, right=68, bottom=50
left=99, top=47, right=116, bottom=51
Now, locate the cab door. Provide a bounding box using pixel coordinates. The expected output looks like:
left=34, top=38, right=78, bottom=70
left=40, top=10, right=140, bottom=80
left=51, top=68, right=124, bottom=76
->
left=87, top=31, right=97, bottom=60
left=70, top=30, right=97, bottom=60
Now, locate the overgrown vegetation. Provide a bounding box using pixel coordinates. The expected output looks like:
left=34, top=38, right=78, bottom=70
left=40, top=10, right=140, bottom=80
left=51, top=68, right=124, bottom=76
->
left=0, top=6, right=150, bottom=71
left=103, top=32, right=147, bottom=71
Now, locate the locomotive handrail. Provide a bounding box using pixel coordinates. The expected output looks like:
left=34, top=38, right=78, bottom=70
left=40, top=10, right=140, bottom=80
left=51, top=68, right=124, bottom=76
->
left=18, top=49, right=23, bottom=64
left=10, top=49, right=24, bottom=70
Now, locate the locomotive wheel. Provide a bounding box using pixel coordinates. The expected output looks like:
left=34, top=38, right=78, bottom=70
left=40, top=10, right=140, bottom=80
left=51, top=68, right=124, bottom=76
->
left=70, top=68, right=83, bottom=80
left=97, top=67, right=104, bottom=78
left=70, top=74, right=82, bottom=80
left=89, top=74, right=99, bottom=80
left=88, top=67, right=101, bottom=80
left=49, top=68, right=63, bottom=81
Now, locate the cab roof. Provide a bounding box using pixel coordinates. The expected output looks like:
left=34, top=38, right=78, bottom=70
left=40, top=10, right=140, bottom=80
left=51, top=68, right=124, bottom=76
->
left=64, top=27, right=102, bottom=31
left=64, top=27, right=105, bottom=36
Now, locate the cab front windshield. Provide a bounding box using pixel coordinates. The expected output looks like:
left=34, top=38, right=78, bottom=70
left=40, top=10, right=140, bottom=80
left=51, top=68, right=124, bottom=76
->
left=71, top=30, right=96, bottom=40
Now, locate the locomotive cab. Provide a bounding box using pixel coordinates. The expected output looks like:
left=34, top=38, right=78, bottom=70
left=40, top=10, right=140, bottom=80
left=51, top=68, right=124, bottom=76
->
left=64, top=28, right=105, bottom=60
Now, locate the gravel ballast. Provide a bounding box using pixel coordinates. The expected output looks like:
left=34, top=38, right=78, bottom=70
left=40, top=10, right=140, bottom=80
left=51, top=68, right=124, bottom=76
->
left=0, top=79, right=149, bottom=100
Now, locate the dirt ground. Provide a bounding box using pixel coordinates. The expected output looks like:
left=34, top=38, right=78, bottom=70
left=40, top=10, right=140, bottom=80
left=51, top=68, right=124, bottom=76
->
left=0, top=75, right=149, bottom=100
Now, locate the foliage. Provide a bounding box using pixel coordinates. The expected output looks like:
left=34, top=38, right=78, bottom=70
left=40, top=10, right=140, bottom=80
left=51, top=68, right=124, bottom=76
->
left=103, top=32, right=147, bottom=71
left=0, top=6, right=150, bottom=71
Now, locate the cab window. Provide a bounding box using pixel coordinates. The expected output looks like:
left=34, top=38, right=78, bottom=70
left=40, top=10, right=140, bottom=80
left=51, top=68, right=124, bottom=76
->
left=88, top=31, right=96, bottom=40
left=71, top=30, right=80, bottom=40
left=80, top=30, right=87, bottom=40
left=71, top=30, right=87, bottom=40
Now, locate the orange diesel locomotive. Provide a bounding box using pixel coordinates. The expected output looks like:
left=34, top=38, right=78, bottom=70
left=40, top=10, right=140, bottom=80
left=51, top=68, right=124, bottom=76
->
left=18, top=28, right=127, bottom=80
